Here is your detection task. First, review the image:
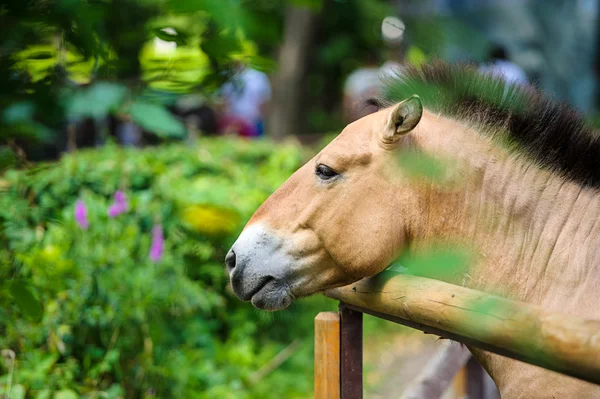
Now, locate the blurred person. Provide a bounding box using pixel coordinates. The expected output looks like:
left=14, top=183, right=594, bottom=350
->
left=380, top=46, right=405, bottom=81
left=182, top=105, right=219, bottom=137
left=379, top=17, right=428, bottom=85
left=173, top=94, right=219, bottom=139
left=114, top=120, right=143, bottom=147
left=479, top=44, right=528, bottom=85
left=343, top=52, right=383, bottom=122
left=343, top=19, right=429, bottom=123
left=220, top=63, right=272, bottom=138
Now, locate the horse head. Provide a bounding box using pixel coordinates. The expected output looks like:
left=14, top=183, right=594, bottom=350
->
left=226, top=95, right=424, bottom=310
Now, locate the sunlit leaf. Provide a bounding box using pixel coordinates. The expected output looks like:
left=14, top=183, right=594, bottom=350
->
left=12, top=44, right=58, bottom=82
left=35, top=389, right=51, bottom=399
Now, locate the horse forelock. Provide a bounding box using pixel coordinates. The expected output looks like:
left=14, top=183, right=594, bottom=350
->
left=378, top=61, right=600, bottom=189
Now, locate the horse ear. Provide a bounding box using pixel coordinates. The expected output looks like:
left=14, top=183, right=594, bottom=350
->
left=383, top=95, right=423, bottom=143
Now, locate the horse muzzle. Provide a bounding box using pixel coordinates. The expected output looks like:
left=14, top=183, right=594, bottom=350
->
left=226, top=224, right=295, bottom=311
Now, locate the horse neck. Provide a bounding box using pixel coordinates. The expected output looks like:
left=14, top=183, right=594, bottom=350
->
left=409, top=115, right=600, bottom=317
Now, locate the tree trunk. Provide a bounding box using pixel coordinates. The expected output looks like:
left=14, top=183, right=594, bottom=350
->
left=268, top=5, right=319, bottom=139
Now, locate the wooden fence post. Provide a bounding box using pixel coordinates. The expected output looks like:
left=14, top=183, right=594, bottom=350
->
left=315, top=312, right=341, bottom=399
left=340, top=304, right=363, bottom=399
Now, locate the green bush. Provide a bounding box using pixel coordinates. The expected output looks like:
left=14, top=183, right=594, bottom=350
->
left=0, top=138, right=335, bottom=399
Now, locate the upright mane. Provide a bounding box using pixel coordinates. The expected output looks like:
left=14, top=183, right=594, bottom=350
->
left=378, top=62, right=600, bottom=188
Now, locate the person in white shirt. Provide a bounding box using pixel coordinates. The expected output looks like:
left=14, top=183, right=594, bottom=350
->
left=479, top=45, right=528, bottom=86
left=221, top=66, right=272, bottom=137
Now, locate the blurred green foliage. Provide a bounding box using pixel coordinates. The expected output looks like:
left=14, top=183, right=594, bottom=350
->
left=395, top=147, right=447, bottom=183
left=0, top=138, right=336, bottom=398
left=0, top=0, right=281, bottom=163
left=1, top=0, right=450, bottom=152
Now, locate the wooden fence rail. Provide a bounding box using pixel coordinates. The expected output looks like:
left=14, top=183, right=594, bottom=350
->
left=315, top=271, right=600, bottom=398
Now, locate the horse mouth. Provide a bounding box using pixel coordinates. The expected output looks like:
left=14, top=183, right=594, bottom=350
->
left=230, top=272, right=293, bottom=311
left=249, top=277, right=293, bottom=311
left=245, top=276, right=275, bottom=301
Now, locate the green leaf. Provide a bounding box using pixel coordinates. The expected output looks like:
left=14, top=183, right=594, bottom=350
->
left=66, top=82, right=127, bottom=119
left=53, top=389, right=79, bottom=399
left=201, top=30, right=243, bottom=64
left=247, top=55, right=277, bottom=73
left=10, top=385, right=26, bottom=399
left=129, top=101, right=186, bottom=138
left=397, top=245, right=473, bottom=280
left=35, top=389, right=51, bottom=399
left=3, top=102, right=35, bottom=124
left=396, top=147, right=447, bottom=182
left=9, top=281, right=43, bottom=322
left=0, top=146, right=18, bottom=170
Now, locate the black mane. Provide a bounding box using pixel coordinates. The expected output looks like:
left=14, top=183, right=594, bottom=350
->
left=378, top=62, right=600, bottom=188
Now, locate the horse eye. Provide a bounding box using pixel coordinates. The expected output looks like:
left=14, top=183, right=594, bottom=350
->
left=315, top=164, right=338, bottom=180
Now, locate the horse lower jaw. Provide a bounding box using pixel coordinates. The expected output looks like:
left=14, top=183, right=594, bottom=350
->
left=250, top=281, right=293, bottom=311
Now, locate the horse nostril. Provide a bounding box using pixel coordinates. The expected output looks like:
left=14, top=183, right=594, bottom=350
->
left=225, top=249, right=236, bottom=273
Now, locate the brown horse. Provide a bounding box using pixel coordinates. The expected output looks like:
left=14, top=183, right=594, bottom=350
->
left=226, top=63, right=600, bottom=398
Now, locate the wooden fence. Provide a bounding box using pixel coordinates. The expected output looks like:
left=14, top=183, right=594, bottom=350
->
left=314, top=271, right=600, bottom=399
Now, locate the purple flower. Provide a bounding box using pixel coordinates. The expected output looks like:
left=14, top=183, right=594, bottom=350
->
left=74, top=200, right=89, bottom=229
left=108, top=204, right=122, bottom=218
left=107, top=190, right=128, bottom=218
left=114, top=190, right=127, bottom=205
left=149, top=224, right=164, bottom=262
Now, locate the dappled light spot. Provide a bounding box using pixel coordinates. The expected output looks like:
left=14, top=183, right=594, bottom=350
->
left=381, top=16, right=405, bottom=44
left=181, top=204, right=240, bottom=236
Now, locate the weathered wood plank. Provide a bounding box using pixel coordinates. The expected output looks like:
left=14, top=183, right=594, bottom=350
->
left=315, top=312, right=341, bottom=399
left=340, top=304, right=363, bottom=399
left=325, top=271, right=600, bottom=385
